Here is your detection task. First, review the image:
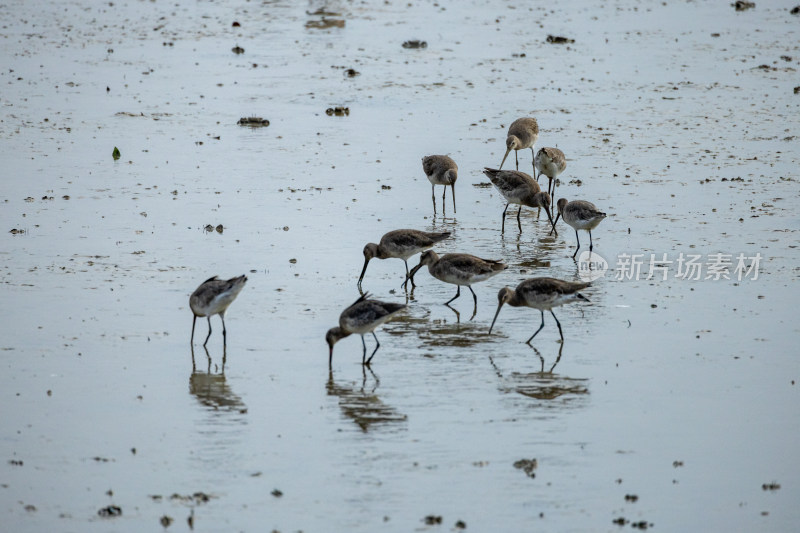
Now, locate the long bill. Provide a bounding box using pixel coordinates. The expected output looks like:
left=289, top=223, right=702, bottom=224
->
left=404, top=263, right=423, bottom=288
left=499, top=147, right=512, bottom=170
left=357, top=258, right=370, bottom=286
left=548, top=212, right=561, bottom=237
left=546, top=208, right=559, bottom=237
left=488, top=302, right=505, bottom=334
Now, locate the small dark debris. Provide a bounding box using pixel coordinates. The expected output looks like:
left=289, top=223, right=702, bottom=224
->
left=232, top=21, right=241, bottom=27
left=631, top=521, right=652, bottom=530
left=8, top=459, right=23, bottom=466
left=160, top=515, right=174, bottom=528
left=98, top=505, right=122, bottom=518
left=794, top=86, right=800, bottom=94
left=344, top=68, right=360, bottom=77
left=455, top=520, right=467, bottom=529
left=238, top=116, right=269, bottom=127
left=424, top=515, right=442, bottom=525
left=792, top=6, right=800, bottom=14
left=762, top=482, right=781, bottom=491
left=271, top=489, right=283, bottom=497
left=546, top=35, right=574, bottom=44
left=612, top=517, right=628, bottom=526
left=513, top=458, right=538, bottom=478
left=24, top=504, right=36, bottom=512
left=232, top=45, right=244, bottom=54
left=215, top=224, right=224, bottom=234
left=381, top=185, right=391, bottom=190
left=326, top=106, right=349, bottom=116
left=733, top=1, right=755, bottom=11
left=711, top=32, right=721, bottom=37
left=204, top=224, right=214, bottom=232
left=402, top=40, right=427, bottom=49
left=9, top=228, right=25, bottom=235
left=625, top=494, right=639, bottom=502
left=673, top=460, right=684, bottom=467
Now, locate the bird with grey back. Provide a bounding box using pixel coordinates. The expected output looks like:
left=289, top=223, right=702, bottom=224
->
left=534, top=147, right=566, bottom=200
left=422, top=155, right=458, bottom=213
left=489, top=277, right=590, bottom=343
left=359, top=229, right=452, bottom=289
left=190, top=275, right=247, bottom=347
left=499, top=117, right=539, bottom=177
left=552, top=198, right=607, bottom=258
left=326, top=293, right=406, bottom=366
left=483, top=168, right=557, bottom=235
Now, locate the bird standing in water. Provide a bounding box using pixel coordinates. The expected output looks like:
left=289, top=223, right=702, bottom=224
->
left=190, top=275, right=248, bottom=346
left=499, top=117, right=539, bottom=177
left=326, top=293, right=406, bottom=366
left=489, top=277, right=590, bottom=343
left=358, top=229, right=451, bottom=289
left=422, top=155, right=458, bottom=213
left=483, top=168, right=557, bottom=235
left=552, top=198, right=607, bottom=258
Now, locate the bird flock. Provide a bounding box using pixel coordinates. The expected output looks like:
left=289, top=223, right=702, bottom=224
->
left=189, top=117, right=608, bottom=367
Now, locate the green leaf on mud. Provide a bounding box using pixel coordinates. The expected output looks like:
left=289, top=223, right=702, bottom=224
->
left=112, top=146, right=121, bottom=161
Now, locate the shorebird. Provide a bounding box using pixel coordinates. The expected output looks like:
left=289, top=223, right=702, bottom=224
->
left=483, top=168, right=557, bottom=235
left=422, top=155, right=458, bottom=213
left=499, top=117, right=539, bottom=177
left=534, top=147, right=566, bottom=199
left=489, top=277, right=590, bottom=343
left=326, top=293, right=406, bottom=366
left=190, top=275, right=248, bottom=346
left=407, top=250, right=507, bottom=314
left=358, top=229, right=451, bottom=289
left=553, top=198, right=607, bottom=258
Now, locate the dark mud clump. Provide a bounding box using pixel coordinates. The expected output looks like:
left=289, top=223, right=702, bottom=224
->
left=513, top=458, right=538, bottom=477
left=344, top=68, right=360, bottom=78
left=232, top=45, right=244, bottom=54
left=97, top=505, right=122, bottom=517
left=734, top=1, right=755, bottom=11
left=792, top=6, right=800, bottom=15
left=402, top=40, right=427, bottom=49
left=238, top=116, right=269, bottom=127
left=424, top=515, right=443, bottom=525
left=326, top=106, right=350, bottom=116
left=546, top=35, right=574, bottom=44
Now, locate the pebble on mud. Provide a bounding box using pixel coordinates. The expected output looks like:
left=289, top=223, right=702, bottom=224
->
left=238, top=116, right=269, bottom=127
left=402, top=40, right=427, bottom=49
left=326, top=106, right=349, bottom=116
left=232, top=45, right=244, bottom=54
left=97, top=505, right=122, bottom=517
left=546, top=35, right=574, bottom=44
left=455, top=520, right=467, bottom=529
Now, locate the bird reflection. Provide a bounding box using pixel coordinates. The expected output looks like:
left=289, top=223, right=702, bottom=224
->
left=189, top=346, right=247, bottom=415
left=488, top=346, right=589, bottom=406
left=326, top=368, right=406, bottom=432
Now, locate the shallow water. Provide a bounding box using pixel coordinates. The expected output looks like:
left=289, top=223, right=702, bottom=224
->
left=1, top=0, right=799, bottom=531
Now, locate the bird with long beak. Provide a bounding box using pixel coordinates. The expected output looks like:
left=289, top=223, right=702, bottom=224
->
left=489, top=278, right=590, bottom=343
left=422, top=155, right=458, bottom=213
left=325, top=293, right=406, bottom=366
left=358, top=229, right=451, bottom=289
left=483, top=168, right=558, bottom=235
left=551, top=198, right=607, bottom=258
left=499, top=117, right=539, bottom=177
left=406, top=250, right=507, bottom=317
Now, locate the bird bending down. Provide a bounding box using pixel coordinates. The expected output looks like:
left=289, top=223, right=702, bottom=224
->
left=489, top=277, right=590, bottom=343
left=534, top=147, right=566, bottom=200
left=422, top=155, right=458, bottom=213
left=190, top=275, right=248, bottom=346
left=407, top=250, right=507, bottom=315
left=499, top=117, right=539, bottom=177
left=358, top=229, right=451, bottom=289
left=482, top=168, right=557, bottom=235
left=553, top=198, right=607, bottom=258
left=326, top=293, right=406, bottom=366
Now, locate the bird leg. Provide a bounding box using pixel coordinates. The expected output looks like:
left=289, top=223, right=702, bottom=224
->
left=501, top=203, right=509, bottom=233
left=401, top=260, right=414, bottom=289
left=572, top=229, right=581, bottom=259
left=526, top=310, right=546, bottom=344
left=589, top=230, right=594, bottom=253
left=445, top=285, right=462, bottom=305
left=366, top=332, right=380, bottom=365
left=431, top=184, right=436, bottom=213
left=203, top=316, right=213, bottom=347
left=530, top=147, right=536, bottom=179
left=221, top=314, right=227, bottom=346
left=468, top=286, right=478, bottom=321
left=550, top=310, right=564, bottom=341
left=517, top=206, right=523, bottom=232
left=451, top=184, right=456, bottom=213
left=191, top=315, right=197, bottom=345
left=514, top=149, right=519, bottom=171
left=361, top=335, right=367, bottom=365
